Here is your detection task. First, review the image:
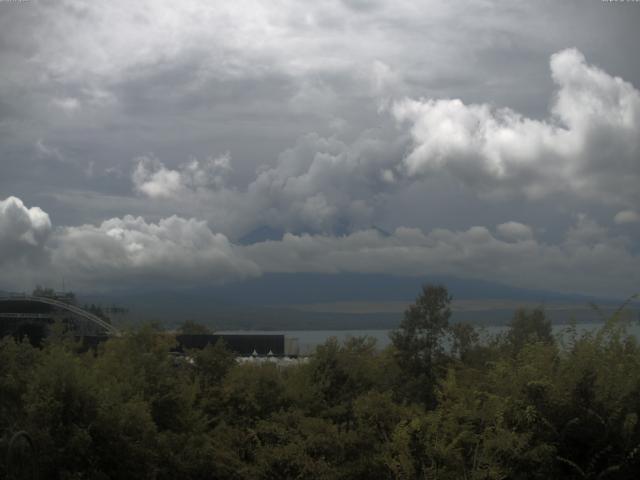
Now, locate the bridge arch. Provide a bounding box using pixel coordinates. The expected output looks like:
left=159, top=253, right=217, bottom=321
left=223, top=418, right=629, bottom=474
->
left=0, top=295, right=119, bottom=336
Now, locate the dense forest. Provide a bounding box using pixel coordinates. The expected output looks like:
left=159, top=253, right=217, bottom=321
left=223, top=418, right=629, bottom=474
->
left=1, top=286, right=640, bottom=479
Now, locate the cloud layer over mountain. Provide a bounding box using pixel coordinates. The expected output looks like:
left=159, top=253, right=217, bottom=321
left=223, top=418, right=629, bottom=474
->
left=3, top=195, right=638, bottom=298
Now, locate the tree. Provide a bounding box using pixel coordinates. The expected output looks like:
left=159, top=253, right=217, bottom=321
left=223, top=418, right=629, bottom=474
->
left=507, top=308, right=553, bottom=353
left=32, top=285, right=56, bottom=298
left=449, top=322, right=480, bottom=363
left=307, top=336, right=383, bottom=428
left=195, top=339, right=236, bottom=388
left=391, top=285, right=452, bottom=407
left=178, top=320, right=213, bottom=335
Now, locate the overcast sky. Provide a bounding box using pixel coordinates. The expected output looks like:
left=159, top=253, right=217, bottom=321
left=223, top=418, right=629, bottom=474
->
left=1, top=0, right=639, bottom=297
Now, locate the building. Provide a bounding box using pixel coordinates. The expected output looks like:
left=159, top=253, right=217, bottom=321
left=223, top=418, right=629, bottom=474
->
left=176, top=334, right=300, bottom=357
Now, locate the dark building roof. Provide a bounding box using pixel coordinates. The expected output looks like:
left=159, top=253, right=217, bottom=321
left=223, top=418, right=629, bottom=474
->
left=176, top=334, right=285, bottom=356
left=0, top=299, right=54, bottom=314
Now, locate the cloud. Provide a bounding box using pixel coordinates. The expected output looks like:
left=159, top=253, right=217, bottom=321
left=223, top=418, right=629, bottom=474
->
left=614, top=210, right=640, bottom=225
left=0, top=196, right=51, bottom=266
left=132, top=153, right=232, bottom=199
left=45, top=214, right=639, bottom=297
left=35, top=139, right=65, bottom=162
left=0, top=3, right=638, bottom=299
left=51, top=214, right=259, bottom=288
left=126, top=49, right=639, bottom=239
left=392, top=48, right=640, bottom=207
left=2, top=1, right=638, bottom=247
left=241, top=218, right=639, bottom=297
left=132, top=132, right=404, bottom=235
left=496, top=221, right=534, bottom=242
left=244, top=133, right=403, bottom=233
left=51, top=97, right=81, bottom=113
left=1, top=196, right=637, bottom=297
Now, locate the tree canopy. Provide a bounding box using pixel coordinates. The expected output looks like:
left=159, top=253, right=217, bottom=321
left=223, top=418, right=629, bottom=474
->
left=1, top=287, right=640, bottom=479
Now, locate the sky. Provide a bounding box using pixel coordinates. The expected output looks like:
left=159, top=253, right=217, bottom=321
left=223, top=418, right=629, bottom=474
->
left=0, top=0, right=639, bottom=298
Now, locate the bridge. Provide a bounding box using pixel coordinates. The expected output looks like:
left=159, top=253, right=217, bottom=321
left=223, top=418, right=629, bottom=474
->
left=0, top=295, right=119, bottom=337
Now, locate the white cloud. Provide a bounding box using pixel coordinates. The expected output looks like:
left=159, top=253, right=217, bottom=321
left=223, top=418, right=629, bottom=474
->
left=393, top=48, right=640, bottom=207
left=614, top=210, right=640, bottom=225
left=51, top=214, right=259, bottom=287
left=24, top=0, right=408, bottom=88
left=51, top=97, right=81, bottom=112
left=132, top=156, right=188, bottom=199
left=132, top=132, right=403, bottom=235
left=132, top=153, right=232, bottom=200
left=0, top=196, right=51, bottom=266
left=496, top=222, right=534, bottom=242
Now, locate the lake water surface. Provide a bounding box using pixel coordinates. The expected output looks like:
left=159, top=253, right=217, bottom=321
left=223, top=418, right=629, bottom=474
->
left=220, top=321, right=640, bottom=355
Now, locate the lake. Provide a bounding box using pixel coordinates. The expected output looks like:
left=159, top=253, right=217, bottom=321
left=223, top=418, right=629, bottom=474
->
left=220, top=321, right=640, bottom=355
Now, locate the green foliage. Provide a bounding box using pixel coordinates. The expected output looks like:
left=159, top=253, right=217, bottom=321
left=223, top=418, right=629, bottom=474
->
left=506, top=307, right=553, bottom=352
left=32, top=285, right=57, bottom=298
left=1, top=294, right=640, bottom=479
left=178, top=320, right=213, bottom=335
left=390, top=284, right=453, bottom=406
